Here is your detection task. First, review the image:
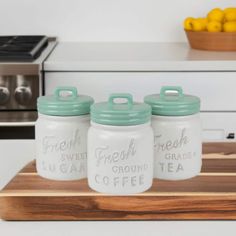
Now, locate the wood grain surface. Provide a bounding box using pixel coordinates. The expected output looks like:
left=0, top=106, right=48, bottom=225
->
left=1, top=142, right=236, bottom=221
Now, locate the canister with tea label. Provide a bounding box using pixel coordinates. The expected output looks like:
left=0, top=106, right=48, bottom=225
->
left=144, top=86, right=201, bottom=180
left=36, top=87, right=94, bottom=180
left=88, top=93, right=153, bottom=194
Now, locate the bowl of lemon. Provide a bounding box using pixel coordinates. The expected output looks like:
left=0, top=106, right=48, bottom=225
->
left=184, top=7, right=236, bottom=51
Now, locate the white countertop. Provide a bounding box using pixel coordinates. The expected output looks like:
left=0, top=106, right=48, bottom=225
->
left=44, top=42, right=236, bottom=72
left=3, top=42, right=236, bottom=233
left=1, top=221, right=236, bottom=236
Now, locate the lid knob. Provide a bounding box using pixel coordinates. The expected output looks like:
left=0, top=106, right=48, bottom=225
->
left=160, top=86, right=183, bottom=100
left=108, top=93, right=133, bottom=110
left=54, top=87, right=78, bottom=100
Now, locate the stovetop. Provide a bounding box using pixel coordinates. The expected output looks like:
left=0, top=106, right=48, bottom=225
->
left=0, top=36, right=48, bottom=62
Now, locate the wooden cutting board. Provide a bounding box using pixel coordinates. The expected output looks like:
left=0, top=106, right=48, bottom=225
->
left=1, top=142, right=236, bottom=221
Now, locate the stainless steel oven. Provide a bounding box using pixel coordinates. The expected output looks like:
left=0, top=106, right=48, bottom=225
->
left=0, top=36, right=57, bottom=139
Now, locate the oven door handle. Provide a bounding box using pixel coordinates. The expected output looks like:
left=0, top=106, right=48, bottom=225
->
left=0, top=121, right=35, bottom=127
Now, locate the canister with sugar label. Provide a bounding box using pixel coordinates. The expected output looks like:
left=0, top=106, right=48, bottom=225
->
left=144, top=86, right=202, bottom=180
left=36, top=87, right=94, bottom=180
left=88, top=93, right=153, bottom=194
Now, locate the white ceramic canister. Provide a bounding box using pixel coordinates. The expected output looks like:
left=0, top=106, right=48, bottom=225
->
left=88, top=93, right=153, bottom=194
left=144, top=86, right=202, bottom=180
left=36, top=87, right=94, bottom=180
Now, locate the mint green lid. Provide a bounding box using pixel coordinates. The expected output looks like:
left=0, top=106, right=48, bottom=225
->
left=144, top=86, right=200, bottom=116
left=37, top=87, right=94, bottom=116
left=91, top=93, right=151, bottom=126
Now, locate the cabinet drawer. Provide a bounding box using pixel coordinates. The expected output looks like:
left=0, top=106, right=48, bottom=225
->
left=45, top=72, right=236, bottom=111
left=201, top=112, right=236, bottom=142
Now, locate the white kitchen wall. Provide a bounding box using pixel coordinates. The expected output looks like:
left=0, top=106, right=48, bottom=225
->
left=0, top=0, right=235, bottom=42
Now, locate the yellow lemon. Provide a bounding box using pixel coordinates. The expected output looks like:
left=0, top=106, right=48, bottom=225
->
left=192, top=19, right=205, bottom=31
left=223, top=21, right=236, bottom=32
left=197, top=17, right=208, bottom=31
left=183, top=17, right=194, bottom=30
left=207, top=21, right=222, bottom=32
left=224, top=7, right=236, bottom=14
left=225, top=10, right=236, bottom=22
left=207, top=8, right=224, bottom=23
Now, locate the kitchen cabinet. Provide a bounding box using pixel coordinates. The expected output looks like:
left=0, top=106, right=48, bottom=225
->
left=45, top=71, right=236, bottom=142
left=45, top=71, right=236, bottom=111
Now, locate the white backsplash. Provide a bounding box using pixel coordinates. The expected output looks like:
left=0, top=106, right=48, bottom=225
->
left=0, top=0, right=235, bottom=42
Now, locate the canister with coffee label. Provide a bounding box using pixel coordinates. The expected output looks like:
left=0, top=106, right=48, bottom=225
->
left=88, top=93, right=153, bottom=194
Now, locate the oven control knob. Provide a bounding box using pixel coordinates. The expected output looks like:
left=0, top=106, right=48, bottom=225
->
left=14, top=86, right=32, bottom=105
left=0, top=86, right=10, bottom=105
